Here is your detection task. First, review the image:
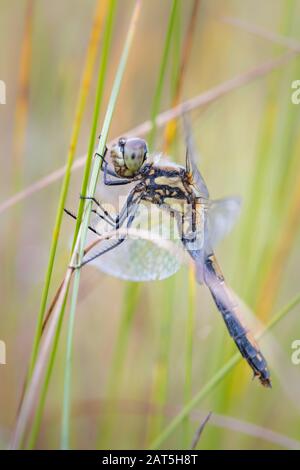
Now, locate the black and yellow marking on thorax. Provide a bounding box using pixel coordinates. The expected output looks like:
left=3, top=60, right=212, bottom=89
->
left=141, top=165, right=190, bottom=209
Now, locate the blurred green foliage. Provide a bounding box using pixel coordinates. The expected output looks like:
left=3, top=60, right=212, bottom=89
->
left=1, top=0, right=300, bottom=450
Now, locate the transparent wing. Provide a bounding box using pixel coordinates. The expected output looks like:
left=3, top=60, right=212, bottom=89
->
left=207, top=196, right=241, bottom=248
left=88, top=203, right=185, bottom=281
left=90, top=237, right=182, bottom=282
left=182, top=113, right=209, bottom=198
left=187, top=196, right=241, bottom=282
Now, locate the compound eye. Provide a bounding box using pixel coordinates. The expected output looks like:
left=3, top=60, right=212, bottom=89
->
left=123, top=138, right=148, bottom=173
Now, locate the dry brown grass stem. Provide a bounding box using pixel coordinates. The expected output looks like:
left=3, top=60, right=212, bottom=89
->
left=1, top=51, right=297, bottom=215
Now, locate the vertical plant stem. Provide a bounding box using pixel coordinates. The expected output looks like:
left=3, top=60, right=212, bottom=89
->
left=26, top=292, right=68, bottom=449
left=164, top=0, right=200, bottom=150
left=71, top=0, right=117, bottom=246
left=12, top=0, right=34, bottom=192
left=146, top=277, right=175, bottom=444
left=7, top=0, right=34, bottom=406
left=99, top=282, right=140, bottom=448
left=27, top=0, right=108, bottom=381
left=254, top=159, right=300, bottom=317
left=150, top=290, right=300, bottom=449
left=143, top=0, right=182, bottom=447
left=170, top=2, right=181, bottom=100
left=60, top=282, right=80, bottom=449
left=237, top=0, right=298, bottom=306
left=61, top=0, right=141, bottom=449
left=165, top=0, right=181, bottom=157
left=148, top=0, right=179, bottom=148
left=225, top=0, right=299, bottom=412
left=10, top=249, right=79, bottom=448
left=60, top=0, right=117, bottom=450
left=182, top=265, right=196, bottom=448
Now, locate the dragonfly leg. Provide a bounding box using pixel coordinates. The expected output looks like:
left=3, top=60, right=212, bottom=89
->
left=66, top=181, right=143, bottom=243
left=180, top=208, right=197, bottom=244
left=185, top=147, right=191, bottom=174
left=78, top=198, right=143, bottom=268
left=102, top=159, right=134, bottom=186
left=80, top=195, right=116, bottom=225
left=72, top=185, right=145, bottom=268
left=191, top=199, right=197, bottom=237
left=79, top=193, right=134, bottom=229
left=64, top=208, right=105, bottom=236
left=91, top=209, right=115, bottom=228
left=94, top=146, right=108, bottom=167
left=95, top=148, right=133, bottom=185
left=182, top=199, right=198, bottom=243
left=78, top=230, right=127, bottom=268
left=159, top=203, right=186, bottom=242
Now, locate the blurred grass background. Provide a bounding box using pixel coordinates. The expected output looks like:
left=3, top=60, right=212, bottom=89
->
left=1, top=0, right=300, bottom=449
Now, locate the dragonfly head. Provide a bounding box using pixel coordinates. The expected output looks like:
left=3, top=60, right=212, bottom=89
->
left=111, top=137, right=148, bottom=177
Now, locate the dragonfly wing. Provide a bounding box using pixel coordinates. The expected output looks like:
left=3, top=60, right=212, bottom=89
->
left=90, top=237, right=181, bottom=281
left=87, top=203, right=185, bottom=281
left=182, top=114, right=209, bottom=198
left=207, top=196, right=241, bottom=248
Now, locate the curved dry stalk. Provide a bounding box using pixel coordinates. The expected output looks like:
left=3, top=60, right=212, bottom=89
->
left=221, top=16, right=300, bottom=52
left=38, top=240, right=300, bottom=415
left=43, top=227, right=186, bottom=333
left=149, top=289, right=300, bottom=449
left=191, top=411, right=212, bottom=449
left=29, top=253, right=299, bottom=448
left=43, top=398, right=300, bottom=450
left=230, top=290, right=300, bottom=412
left=1, top=51, right=297, bottom=216
left=10, top=225, right=151, bottom=448
left=208, top=412, right=300, bottom=450
left=60, top=0, right=141, bottom=450
left=10, top=260, right=75, bottom=449
left=12, top=225, right=181, bottom=448
left=27, top=0, right=109, bottom=382
left=13, top=1, right=143, bottom=449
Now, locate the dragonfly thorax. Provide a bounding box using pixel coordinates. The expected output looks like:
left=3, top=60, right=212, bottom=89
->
left=110, top=137, right=148, bottom=178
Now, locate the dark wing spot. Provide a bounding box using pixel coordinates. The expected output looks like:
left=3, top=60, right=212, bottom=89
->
left=131, top=153, right=136, bottom=159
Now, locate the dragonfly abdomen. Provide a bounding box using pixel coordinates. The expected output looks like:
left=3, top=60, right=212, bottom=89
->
left=214, top=293, right=271, bottom=387
left=203, top=253, right=271, bottom=388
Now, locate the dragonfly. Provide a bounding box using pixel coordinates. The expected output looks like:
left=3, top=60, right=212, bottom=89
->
left=66, top=131, right=271, bottom=388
